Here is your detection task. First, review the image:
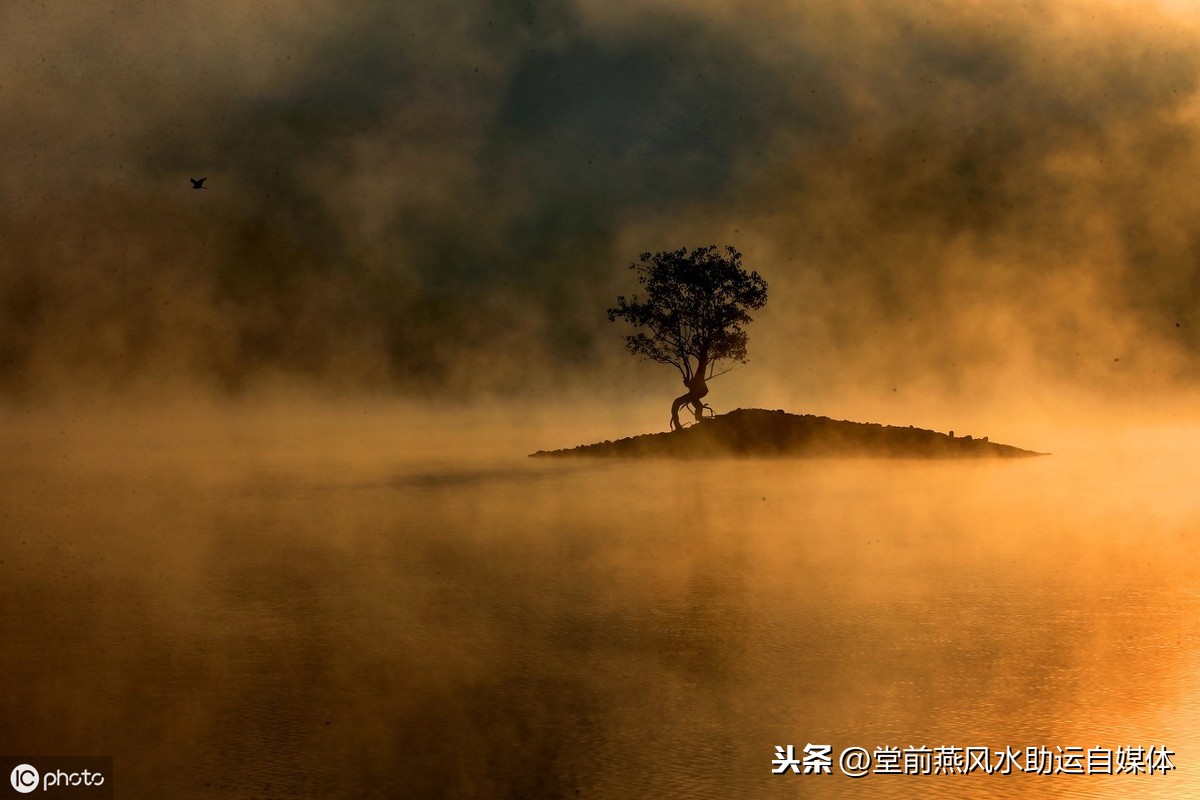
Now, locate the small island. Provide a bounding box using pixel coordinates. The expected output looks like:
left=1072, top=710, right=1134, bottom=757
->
left=559, top=248, right=1044, bottom=460
left=531, top=408, right=1043, bottom=459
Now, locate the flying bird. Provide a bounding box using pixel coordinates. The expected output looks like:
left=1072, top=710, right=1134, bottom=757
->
left=190, top=178, right=206, bottom=189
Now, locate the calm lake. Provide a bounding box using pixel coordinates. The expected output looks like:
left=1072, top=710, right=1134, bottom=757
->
left=1, top=414, right=1198, bottom=798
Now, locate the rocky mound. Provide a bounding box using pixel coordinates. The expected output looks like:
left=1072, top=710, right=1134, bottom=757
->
left=530, top=408, right=1042, bottom=459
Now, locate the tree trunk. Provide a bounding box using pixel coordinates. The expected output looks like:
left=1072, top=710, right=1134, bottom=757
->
left=669, top=374, right=710, bottom=431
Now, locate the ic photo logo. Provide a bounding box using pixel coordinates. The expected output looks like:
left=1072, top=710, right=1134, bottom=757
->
left=9, top=765, right=37, bottom=794
left=4, top=759, right=110, bottom=797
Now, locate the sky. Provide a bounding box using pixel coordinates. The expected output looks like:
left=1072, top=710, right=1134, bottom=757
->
left=4, top=0, right=1200, bottom=422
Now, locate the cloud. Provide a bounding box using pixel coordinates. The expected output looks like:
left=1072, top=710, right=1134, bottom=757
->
left=3, top=0, right=1200, bottom=406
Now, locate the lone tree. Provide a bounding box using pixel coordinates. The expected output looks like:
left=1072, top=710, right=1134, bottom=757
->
left=608, top=245, right=768, bottom=431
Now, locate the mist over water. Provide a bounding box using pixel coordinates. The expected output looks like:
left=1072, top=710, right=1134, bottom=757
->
left=1, top=407, right=1197, bottom=798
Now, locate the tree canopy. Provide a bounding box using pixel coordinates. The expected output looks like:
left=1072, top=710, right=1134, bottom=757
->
left=608, top=245, right=767, bottom=429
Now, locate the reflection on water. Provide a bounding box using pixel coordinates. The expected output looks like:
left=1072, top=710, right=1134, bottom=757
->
left=1, top=429, right=1198, bottom=798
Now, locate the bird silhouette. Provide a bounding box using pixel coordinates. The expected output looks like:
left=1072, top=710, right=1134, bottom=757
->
left=190, top=178, right=206, bottom=189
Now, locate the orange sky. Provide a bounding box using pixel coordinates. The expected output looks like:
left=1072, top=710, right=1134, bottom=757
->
left=3, top=0, right=1200, bottom=423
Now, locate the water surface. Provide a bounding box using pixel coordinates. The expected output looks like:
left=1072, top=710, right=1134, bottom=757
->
left=1, top=423, right=1197, bottom=798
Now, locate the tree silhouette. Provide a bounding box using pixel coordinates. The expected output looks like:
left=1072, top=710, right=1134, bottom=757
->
left=608, top=245, right=768, bottom=431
